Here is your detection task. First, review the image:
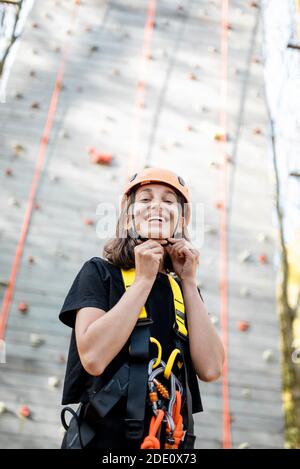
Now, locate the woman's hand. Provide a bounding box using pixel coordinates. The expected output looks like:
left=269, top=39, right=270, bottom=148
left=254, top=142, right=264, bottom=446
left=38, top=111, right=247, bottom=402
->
left=134, top=239, right=165, bottom=282
left=165, top=238, right=200, bottom=282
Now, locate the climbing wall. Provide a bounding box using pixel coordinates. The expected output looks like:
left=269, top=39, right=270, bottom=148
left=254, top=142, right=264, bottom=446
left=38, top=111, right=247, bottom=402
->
left=0, top=0, right=284, bottom=449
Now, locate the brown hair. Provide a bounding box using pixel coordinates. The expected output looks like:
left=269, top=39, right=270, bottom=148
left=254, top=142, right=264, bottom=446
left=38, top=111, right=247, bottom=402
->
left=102, top=190, right=190, bottom=272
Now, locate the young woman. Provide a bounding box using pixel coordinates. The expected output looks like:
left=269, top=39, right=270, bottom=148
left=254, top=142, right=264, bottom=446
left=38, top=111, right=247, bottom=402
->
left=59, top=167, right=224, bottom=449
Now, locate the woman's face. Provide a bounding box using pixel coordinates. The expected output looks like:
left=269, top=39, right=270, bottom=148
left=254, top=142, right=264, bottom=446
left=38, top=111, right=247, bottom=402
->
left=130, top=183, right=181, bottom=239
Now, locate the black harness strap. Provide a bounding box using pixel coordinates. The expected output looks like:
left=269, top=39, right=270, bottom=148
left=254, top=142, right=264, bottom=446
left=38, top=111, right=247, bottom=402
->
left=174, top=338, right=196, bottom=449
left=125, top=318, right=152, bottom=441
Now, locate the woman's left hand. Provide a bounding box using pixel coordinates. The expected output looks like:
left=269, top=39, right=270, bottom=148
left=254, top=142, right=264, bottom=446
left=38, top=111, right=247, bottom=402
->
left=165, top=238, right=200, bottom=281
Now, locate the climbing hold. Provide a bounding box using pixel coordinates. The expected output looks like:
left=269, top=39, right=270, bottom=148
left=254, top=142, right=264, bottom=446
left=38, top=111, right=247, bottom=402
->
left=84, top=219, right=94, bottom=226
left=257, top=233, right=268, bottom=243
left=32, top=22, right=39, bottom=29
left=188, top=72, right=197, bottom=80
left=240, top=287, right=250, bottom=297
left=5, top=168, right=13, bottom=176
left=28, top=256, right=35, bottom=264
left=238, top=250, right=251, bottom=263
left=32, top=48, right=38, bottom=55
left=88, top=147, right=113, bottom=166
left=241, top=388, right=251, bottom=398
left=225, top=155, right=233, bottom=163
left=204, top=225, right=218, bottom=235
left=112, top=69, right=120, bottom=76
left=253, top=127, right=262, bottom=135
left=85, top=25, right=92, bottom=32
left=29, top=70, right=36, bottom=77
left=0, top=402, right=6, bottom=414
left=249, top=1, right=259, bottom=7
left=13, top=143, right=25, bottom=155
left=8, top=197, right=20, bottom=207
left=237, top=321, right=250, bottom=332
left=258, top=254, right=268, bottom=264
left=215, top=201, right=224, bottom=210
left=262, top=349, right=274, bottom=362
left=48, top=376, right=60, bottom=388
left=210, top=160, right=220, bottom=168
left=14, top=92, right=24, bottom=100
left=31, top=101, right=40, bottom=109
left=238, top=442, right=250, bottom=449
left=214, top=133, right=226, bottom=142
left=252, top=57, right=261, bottom=64
left=50, top=174, right=60, bottom=182
left=19, top=405, right=30, bottom=418
left=18, top=303, right=28, bottom=314
left=224, top=23, right=232, bottom=31
left=186, top=124, right=194, bottom=132
left=54, top=46, right=61, bottom=53
left=0, top=280, right=9, bottom=288
left=33, top=201, right=40, bottom=210
left=90, top=45, right=99, bottom=53
left=30, top=333, right=44, bottom=347
left=58, top=130, right=69, bottom=139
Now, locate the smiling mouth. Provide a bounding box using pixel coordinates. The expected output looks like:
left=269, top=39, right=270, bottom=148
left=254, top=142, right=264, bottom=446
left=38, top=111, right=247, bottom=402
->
left=147, top=217, right=165, bottom=223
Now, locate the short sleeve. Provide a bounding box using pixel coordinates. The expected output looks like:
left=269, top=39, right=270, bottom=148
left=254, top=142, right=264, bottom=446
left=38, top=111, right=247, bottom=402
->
left=59, top=260, right=109, bottom=328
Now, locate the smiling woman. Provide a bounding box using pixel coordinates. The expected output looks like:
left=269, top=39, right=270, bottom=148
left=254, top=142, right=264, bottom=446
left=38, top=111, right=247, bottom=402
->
left=59, top=167, right=224, bottom=450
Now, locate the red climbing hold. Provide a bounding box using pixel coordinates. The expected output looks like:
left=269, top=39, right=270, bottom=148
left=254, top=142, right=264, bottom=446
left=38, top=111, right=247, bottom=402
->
left=237, top=321, right=250, bottom=332
left=215, top=201, right=224, bottom=210
left=18, top=303, right=28, bottom=314
left=84, top=219, right=94, bottom=226
left=19, top=405, right=30, bottom=418
left=5, top=168, right=13, bottom=176
left=258, top=254, right=268, bottom=264
left=214, top=133, right=226, bottom=142
left=88, top=147, right=113, bottom=166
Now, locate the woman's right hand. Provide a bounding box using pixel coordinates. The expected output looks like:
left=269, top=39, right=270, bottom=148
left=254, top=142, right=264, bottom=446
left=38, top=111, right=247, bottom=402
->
left=134, top=239, right=165, bottom=282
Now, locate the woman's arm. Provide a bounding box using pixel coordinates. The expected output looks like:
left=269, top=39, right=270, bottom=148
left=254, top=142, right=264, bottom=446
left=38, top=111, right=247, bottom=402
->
left=181, top=278, right=225, bottom=382
left=75, top=240, right=165, bottom=376
left=75, top=275, right=154, bottom=376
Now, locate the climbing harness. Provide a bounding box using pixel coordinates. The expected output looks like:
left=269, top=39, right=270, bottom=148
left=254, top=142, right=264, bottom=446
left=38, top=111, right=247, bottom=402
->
left=60, top=266, right=196, bottom=449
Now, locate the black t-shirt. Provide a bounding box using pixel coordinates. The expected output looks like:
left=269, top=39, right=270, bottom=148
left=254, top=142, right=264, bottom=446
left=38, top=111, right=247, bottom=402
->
left=59, top=257, right=203, bottom=418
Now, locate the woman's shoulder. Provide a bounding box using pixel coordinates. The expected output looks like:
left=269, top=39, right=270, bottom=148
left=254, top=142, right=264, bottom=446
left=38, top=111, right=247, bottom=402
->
left=85, top=256, right=121, bottom=280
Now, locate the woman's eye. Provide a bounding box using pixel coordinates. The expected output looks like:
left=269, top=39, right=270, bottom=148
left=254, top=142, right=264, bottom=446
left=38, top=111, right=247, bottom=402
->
left=140, top=198, right=150, bottom=202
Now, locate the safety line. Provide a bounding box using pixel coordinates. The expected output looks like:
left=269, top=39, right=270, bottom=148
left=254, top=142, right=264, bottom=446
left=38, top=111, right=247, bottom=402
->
left=0, top=0, right=81, bottom=341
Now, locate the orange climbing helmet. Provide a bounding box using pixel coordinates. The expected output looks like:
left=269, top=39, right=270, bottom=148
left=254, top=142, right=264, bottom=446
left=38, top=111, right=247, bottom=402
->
left=121, top=167, right=191, bottom=225
left=123, top=167, right=190, bottom=204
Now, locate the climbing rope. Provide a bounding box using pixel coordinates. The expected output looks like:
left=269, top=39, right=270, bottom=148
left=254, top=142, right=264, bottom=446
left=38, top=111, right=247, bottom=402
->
left=141, top=347, right=185, bottom=450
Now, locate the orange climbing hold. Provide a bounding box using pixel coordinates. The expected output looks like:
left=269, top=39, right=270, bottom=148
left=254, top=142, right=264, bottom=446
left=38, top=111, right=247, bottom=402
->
left=19, top=405, right=30, bottom=418
left=237, top=321, right=250, bottom=332
left=258, top=254, right=268, bottom=264
left=18, top=303, right=28, bottom=314
left=88, top=147, right=113, bottom=166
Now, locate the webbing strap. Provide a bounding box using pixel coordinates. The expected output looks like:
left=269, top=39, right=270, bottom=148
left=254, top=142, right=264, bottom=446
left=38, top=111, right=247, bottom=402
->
left=120, top=268, right=188, bottom=338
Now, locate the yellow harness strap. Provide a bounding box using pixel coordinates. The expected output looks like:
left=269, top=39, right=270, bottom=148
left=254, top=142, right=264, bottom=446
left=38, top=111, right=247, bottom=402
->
left=120, top=268, right=188, bottom=339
